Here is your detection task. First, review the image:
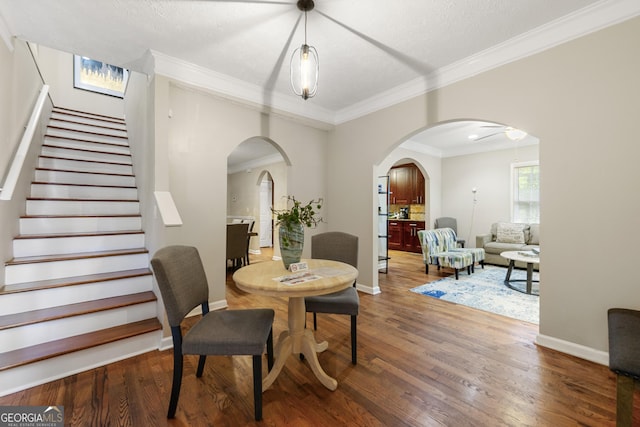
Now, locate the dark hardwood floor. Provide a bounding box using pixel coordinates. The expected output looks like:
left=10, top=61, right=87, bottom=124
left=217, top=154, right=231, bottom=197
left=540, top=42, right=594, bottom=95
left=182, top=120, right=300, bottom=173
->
left=0, top=248, right=634, bottom=426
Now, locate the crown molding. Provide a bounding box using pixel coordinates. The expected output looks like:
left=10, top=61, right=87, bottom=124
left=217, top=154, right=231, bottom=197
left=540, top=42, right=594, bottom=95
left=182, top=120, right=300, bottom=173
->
left=152, top=50, right=335, bottom=126
left=151, top=0, right=640, bottom=127
left=0, top=12, right=14, bottom=52
left=334, top=0, right=640, bottom=124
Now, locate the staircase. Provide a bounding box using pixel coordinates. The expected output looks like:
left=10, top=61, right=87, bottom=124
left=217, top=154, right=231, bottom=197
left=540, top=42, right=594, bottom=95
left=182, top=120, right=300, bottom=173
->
left=0, top=107, right=161, bottom=396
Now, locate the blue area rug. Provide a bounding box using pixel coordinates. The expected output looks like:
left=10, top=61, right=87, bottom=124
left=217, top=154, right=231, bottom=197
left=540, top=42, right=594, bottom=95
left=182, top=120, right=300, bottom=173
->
left=410, top=266, right=539, bottom=324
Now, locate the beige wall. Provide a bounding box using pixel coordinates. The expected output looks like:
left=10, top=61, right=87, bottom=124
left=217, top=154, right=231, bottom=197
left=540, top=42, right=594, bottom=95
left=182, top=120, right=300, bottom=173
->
left=31, top=45, right=124, bottom=117
left=152, top=79, right=329, bottom=303
left=328, top=17, right=640, bottom=361
left=442, top=145, right=539, bottom=244
left=0, top=39, right=51, bottom=288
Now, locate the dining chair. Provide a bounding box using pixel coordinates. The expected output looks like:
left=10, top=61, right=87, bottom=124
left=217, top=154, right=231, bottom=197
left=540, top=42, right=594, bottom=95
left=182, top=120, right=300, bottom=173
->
left=227, top=223, right=250, bottom=270
left=608, top=308, right=640, bottom=426
left=434, top=216, right=465, bottom=247
left=304, top=232, right=359, bottom=364
left=151, top=245, right=274, bottom=421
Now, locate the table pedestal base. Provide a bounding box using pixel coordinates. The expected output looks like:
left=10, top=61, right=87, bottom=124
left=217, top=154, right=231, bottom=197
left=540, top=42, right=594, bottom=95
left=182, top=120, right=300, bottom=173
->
left=262, top=296, right=337, bottom=391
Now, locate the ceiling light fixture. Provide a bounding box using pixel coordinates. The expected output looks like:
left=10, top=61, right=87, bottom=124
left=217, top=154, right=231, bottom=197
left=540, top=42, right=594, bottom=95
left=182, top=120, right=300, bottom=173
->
left=505, top=127, right=528, bottom=141
left=290, top=0, right=318, bottom=100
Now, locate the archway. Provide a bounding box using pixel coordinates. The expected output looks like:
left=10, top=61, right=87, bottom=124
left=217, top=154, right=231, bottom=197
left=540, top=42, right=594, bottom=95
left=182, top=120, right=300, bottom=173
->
left=227, top=137, right=290, bottom=259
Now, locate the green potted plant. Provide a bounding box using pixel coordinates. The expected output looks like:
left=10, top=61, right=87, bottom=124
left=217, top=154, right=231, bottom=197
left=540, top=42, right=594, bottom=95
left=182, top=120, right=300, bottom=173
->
left=272, top=196, right=323, bottom=268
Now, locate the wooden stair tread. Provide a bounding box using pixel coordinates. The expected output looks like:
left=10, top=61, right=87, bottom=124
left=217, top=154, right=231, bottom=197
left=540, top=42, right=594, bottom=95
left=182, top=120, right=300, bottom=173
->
left=53, top=107, right=125, bottom=123
left=31, top=181, right=136, bottom=189
left=6, top=248, right=148, bottom=265
left=0, top=291, right=157, bottom=330
left=39, top=154, right=132, bottom=167
left=43, top=143, right=131, bottom=157
left=0, top=318, right=161, bottom=371
left=26, top=197, right=139, bottom=202
left=45, top=134, right=128, bottom=148
left=50, top=117, right=127, bottom=132
left=47, top=125, right=128, bottom=140
left=21, top=214, right=141, bottom=219
left=14, top=230, right=144, bottom=240
left=36, top=167, right=135, bottom=178
left=0, top=268, right=151, bottom=295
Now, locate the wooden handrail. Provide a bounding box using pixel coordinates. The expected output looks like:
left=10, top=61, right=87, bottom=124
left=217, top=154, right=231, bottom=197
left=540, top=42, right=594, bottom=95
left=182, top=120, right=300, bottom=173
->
left=0, top=84, right=49, bottom=201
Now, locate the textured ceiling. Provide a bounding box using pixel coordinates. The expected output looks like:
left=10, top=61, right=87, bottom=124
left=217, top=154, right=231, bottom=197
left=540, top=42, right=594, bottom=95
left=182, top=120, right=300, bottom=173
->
left=0, top=0, right=609, bottom=113
left=2, top=0, right=638, bottom=163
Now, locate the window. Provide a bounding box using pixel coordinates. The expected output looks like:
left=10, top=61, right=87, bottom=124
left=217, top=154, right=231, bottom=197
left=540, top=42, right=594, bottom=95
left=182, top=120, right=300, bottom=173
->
left=511, top=161, right=539, bottom=224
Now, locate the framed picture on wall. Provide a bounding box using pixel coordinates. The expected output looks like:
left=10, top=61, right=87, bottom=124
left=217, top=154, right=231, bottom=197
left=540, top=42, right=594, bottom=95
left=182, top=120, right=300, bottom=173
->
left=73, top=55, right=129, bottom=98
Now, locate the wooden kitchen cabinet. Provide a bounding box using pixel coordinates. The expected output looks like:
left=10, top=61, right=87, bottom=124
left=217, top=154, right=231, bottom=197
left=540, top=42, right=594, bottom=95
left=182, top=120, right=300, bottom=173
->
left=388, top=220, right=425, bottom=253
left=387, top=220, right=403, bottom=250
left=389, top=163, right=425, bottom=205
left=402, top=221, right=425, bottom=253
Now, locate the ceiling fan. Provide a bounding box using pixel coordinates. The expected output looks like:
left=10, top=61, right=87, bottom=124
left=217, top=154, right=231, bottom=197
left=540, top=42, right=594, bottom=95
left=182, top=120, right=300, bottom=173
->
left=473, top=125, right=527, bottom=141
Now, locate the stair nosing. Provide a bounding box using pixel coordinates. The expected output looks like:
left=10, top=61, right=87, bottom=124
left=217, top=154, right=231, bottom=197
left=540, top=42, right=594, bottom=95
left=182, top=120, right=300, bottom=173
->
left=6, top=248, right=149, bottom=266
left=0, top=268, right=152, bottom=295
left=43, top=143, right=132, bottom=158
left=0, top=318, right=161, bottom=371
left=49, top=118, right=128, bottom=133
left=0, top=291, right=157, bottom=331
left=35, top=167, right=135, bottom=178
left=39, top=155, right=133, bottom=167
left=31, top=181, right=137, bottom=190
left=14, top=230, right=144, bottom=240
left=52, top=107, right=125, bottom=123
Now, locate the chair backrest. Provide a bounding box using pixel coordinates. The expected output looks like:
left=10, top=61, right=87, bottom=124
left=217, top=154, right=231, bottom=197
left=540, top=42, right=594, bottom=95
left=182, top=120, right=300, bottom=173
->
left=434, top=217, right=457, bottom=233
left=151, top=245, right=209, bottom=327
left=226, top=223, right=250, bottom=260
left=417, top=228, right=458, bottom=263
left=311, top=232, right=358, bottom=268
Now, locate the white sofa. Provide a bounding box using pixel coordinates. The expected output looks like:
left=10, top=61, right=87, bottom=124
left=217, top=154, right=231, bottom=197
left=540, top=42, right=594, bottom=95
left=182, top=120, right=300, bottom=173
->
left=476, top=222, right=540, bottom=270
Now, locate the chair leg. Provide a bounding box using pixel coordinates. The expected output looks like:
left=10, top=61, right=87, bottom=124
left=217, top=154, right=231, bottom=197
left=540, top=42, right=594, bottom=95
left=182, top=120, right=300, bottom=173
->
left=454, top=269, right=459, bottom=280
left=252, top=355, right=263, bottom=421
left=616, top=374, right=635, bottom=427
left=425, top=264, right=428, bottom=274
left=313, top=312, right=318, bottom=330
left=267, top=328, right=274, bottom=371
left=168, top=326, right=183, bottom=418
left=351, top=315, right=357, bottom=365
left=196, top=355, right=207, bottom=377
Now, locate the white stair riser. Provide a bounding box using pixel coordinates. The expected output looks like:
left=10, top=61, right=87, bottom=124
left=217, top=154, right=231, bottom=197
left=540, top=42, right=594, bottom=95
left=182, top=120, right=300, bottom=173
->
left=0, top=275, right=153, bottom=316
left=0, top=332, right=160, bottom=397
left=39, top=157, right=133, bottom=175
left=20, top=216, right=142, bottom=235
left=47, top=128, right=128, bottom=146
left=30, top=184, right=138, bottom=200
left=49, top=121, right=127, bottom=138
left=41, top=146, right=132, bottom=165
left=35, top=169, right=136, bottom=187
left=13, top=233, right=145, bottom=257
left=51, top=111, right=126, bottom=130
left=0, top=302, right=157, bottom=353
left=44, top=136, right=131, bottom=154
left=5, top=253, right=149, bottom=284
left=26, top=200, right=140, bottom=216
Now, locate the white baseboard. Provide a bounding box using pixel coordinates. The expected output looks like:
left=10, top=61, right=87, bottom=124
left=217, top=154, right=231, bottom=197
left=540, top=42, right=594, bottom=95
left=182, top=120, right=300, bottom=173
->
left=535, top=333, right=609, bottom=366
left=357, top=282, right=380, bottom=295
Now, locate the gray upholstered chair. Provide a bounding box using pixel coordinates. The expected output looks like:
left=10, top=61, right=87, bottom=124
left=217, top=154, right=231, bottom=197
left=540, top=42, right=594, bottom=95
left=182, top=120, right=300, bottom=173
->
left=608, top=308, right=640, bottom=426
left=304, top=232, right=359, bottom=364
left=151, top=245, right=274, bottom=421
left=226, top=223, right=250, bottom=270
left=434, top=217, right=465, bottom=247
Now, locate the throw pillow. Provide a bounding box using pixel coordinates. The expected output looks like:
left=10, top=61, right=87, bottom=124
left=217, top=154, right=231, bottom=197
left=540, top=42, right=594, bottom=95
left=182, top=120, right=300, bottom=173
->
left=496, top=223, right=525, bottom=244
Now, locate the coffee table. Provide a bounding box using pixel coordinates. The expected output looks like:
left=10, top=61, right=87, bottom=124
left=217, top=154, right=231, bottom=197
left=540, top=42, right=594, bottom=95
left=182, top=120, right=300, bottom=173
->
left=500, top=251, right=540, bottom=295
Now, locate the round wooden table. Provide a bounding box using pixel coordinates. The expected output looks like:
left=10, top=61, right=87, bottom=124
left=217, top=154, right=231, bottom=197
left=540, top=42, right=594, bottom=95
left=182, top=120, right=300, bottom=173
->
left=233, top=259, right=358, bottom=391
left=500, top=250, right=540, bottom=295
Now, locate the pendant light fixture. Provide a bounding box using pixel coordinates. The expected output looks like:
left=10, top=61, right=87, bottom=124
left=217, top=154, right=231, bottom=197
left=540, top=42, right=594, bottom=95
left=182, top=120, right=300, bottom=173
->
left=290, top=0, right=318, bottom=100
